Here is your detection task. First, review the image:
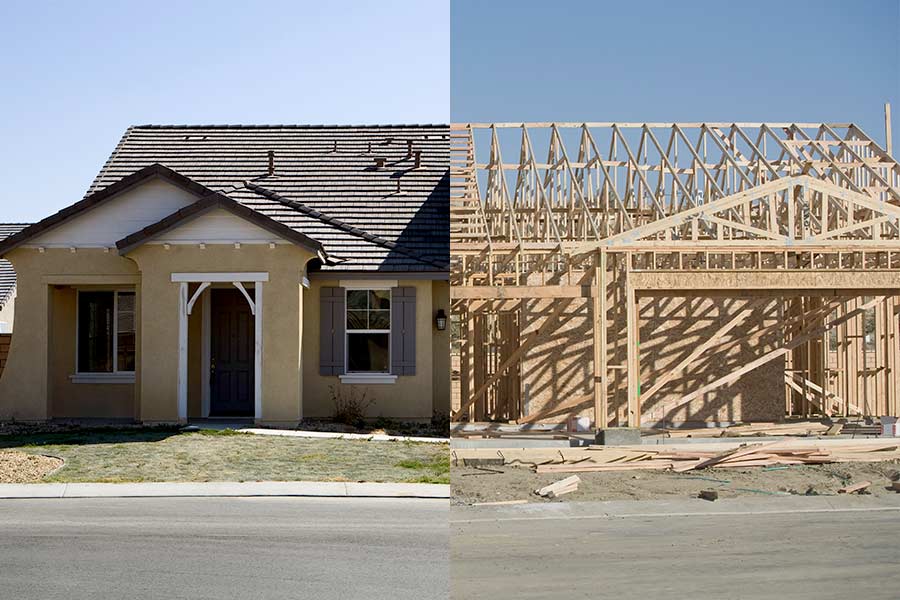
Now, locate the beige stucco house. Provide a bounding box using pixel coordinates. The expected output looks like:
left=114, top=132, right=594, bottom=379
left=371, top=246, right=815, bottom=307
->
left=0, top=125, right=450, bottom=425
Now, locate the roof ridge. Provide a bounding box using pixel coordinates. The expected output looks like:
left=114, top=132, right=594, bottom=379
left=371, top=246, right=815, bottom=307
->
left=131, top=123, right=449, bottom=129
left=242, top=182, right=447, bottom=270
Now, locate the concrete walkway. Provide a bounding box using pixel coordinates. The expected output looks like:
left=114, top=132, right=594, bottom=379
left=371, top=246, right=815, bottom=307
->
left=0, top=481, right=449, bottom=499
left=238, top=427, right=449, bottom=444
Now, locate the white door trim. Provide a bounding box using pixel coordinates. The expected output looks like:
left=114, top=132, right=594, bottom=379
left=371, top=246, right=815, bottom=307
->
left=254, top=281, right=263, bottom=421
left=172, top=272, right=269, bottom=283
left=177, top=282, right=188, bottom=421
left=177, top=274, right=266, bottom=422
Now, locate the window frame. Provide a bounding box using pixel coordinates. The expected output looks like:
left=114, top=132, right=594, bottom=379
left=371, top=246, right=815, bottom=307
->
left=344, top=287, right=391, bottom=375
left=74, top=289, right=136, bottom=377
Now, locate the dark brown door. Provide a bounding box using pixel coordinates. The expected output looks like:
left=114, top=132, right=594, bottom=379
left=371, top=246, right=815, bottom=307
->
left=210, top=288, right=254, bottom=417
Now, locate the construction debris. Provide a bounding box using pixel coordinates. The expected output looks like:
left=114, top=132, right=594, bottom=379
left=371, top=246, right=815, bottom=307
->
left=454, top=438, right=900, bottom=475
left=472, top=499, right=529, bottom=507
left=535, top=475, right=580, bottom=498
left=838, top=481, right=871, bottom=494
left=698, top=489, right=718, bottom=501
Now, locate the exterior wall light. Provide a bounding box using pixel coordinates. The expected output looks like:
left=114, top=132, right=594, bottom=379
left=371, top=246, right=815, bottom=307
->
left=435, top=309, right=447, bottom=331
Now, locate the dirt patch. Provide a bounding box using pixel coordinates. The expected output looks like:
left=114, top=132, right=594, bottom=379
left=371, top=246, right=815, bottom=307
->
left=452, top=460, right=900, bottom=505
left=0, top=451, right=63, bottom=483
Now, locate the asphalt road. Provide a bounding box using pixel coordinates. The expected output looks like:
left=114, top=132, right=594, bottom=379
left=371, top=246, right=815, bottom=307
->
left=0, top=496, right=448, bottom=600
left=451, top=497, right=900, bottom=600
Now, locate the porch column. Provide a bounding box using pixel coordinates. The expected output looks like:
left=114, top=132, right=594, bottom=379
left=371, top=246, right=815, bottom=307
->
left=254, top=281, right=263, bottom=421
left=177, top=282, right=188, bottom=421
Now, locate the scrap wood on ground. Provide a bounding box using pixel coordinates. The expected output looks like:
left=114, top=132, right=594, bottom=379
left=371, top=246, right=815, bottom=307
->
left=451, top=438, right=900, bottom=475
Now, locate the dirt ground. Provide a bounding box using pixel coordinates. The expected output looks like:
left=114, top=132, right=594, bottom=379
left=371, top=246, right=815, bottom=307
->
left=451, top=460, right=900, bottom=505
left=0, top=451, right=64, bottom=483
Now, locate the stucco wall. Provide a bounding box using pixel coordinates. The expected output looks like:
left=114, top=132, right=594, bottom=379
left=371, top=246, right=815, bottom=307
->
left=0, top=239, right=447, bottom=424
left=48, top=286, right=135, bottom=419
left=0, top=247, right=141, bottom=420
left=302, top=277, right=440, bottom=421
left=127, top=243, right=314, bottom=425
left=431, top=280, right=450, bottom=416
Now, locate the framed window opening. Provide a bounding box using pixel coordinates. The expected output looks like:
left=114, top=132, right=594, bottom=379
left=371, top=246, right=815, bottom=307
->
left=74, top=289, right=136, bottom=379
left=345, top=288, right=391, bottom=374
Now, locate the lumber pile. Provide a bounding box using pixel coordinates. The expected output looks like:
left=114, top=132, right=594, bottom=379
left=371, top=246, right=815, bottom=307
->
left=658, top=421, right=832, bottom=438
left=528, top=441, right=900, bottom=474
left=452, top=438, right=900, bottom=475
left=535, top=475, right=580, bottom=498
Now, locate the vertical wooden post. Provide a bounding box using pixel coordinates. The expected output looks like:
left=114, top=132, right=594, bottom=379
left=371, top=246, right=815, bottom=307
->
left=592, top=249, right=608, bottom=429
left=626, top=254, right=640, bottom=427
left=886, top=103, right=893, bottom=157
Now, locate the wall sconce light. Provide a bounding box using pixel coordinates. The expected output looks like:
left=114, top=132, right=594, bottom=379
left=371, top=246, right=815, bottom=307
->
left=435, top=309, right=447, bottom=331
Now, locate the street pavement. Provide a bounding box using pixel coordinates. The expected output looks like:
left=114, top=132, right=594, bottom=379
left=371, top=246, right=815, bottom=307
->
left=0, top=496, right=448, bottom=599
left=451, top=495, right=900, bottom=600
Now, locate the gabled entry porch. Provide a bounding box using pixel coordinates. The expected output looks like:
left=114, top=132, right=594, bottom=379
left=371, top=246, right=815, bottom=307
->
left=176, top=272, right=265, bottom=422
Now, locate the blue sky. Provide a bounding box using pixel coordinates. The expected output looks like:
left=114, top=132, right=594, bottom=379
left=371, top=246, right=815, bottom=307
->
left=0, top=0, right=449, bottom=222
left=452, top=0, right=899, bottom=141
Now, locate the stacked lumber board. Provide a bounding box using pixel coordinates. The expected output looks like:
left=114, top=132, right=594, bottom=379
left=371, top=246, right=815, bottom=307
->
left=657, top=421, right=832, bottom=438
left=535, top=475, right=580, bottom=498
left=451, top=438, right=900, bottom=474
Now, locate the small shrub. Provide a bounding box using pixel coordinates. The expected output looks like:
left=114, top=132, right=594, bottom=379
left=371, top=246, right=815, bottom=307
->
left=331, top=385, right=376, bottom=427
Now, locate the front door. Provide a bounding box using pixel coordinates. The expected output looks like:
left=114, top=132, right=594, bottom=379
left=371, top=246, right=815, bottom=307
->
left=210, top=288, right=254, bottom=417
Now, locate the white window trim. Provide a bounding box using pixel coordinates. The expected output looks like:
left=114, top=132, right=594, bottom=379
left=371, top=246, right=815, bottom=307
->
left=74, top=289, right=136, bottom=381
left=339, top=373, right=398, bottom=385
left=344, top=286, right=394, bottom=381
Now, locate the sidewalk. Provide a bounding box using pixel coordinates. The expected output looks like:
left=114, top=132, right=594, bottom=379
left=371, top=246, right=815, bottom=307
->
left=238, top=427, right=449, bottom=444
left=0, top=481, right=449, bottom=499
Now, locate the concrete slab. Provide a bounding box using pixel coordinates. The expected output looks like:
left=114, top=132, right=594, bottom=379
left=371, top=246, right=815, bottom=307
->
left=0, top=481, right=449, bottom=500
left=238, top=427, right=448, bottom=444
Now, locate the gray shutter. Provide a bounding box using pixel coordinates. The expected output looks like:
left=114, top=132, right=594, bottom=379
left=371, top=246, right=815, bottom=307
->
left=391, top=287, right=416, bottom=375
left=320, top=287, right=345, bottom=375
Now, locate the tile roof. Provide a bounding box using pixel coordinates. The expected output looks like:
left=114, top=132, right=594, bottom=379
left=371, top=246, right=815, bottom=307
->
left=0, top=224, right=28, bottom=308
left=89, top=125, right=450, bottom=272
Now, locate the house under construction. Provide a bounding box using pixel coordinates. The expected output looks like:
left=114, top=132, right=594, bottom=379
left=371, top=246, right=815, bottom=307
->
left=450, top=116, right=900, bottom=431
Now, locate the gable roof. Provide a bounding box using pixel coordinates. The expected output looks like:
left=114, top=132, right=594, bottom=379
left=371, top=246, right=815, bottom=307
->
left=0, top=224, right=28, bottom=309
left=89, top=124, right=450, bottom=272
left=0, top=164, right=217, bottom=257
left=114, top=186, right=325, bottom=256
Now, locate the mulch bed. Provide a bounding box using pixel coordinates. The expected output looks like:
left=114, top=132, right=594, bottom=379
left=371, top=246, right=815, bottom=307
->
left=0, top=451, right=63, bottom=483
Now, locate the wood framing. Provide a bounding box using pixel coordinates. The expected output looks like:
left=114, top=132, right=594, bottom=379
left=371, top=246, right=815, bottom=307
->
left=451, top=120, right=900, bottom=428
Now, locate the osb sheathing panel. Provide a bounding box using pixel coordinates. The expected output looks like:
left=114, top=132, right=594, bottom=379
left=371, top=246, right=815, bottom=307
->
left=519, top=295, right=785, bottom=424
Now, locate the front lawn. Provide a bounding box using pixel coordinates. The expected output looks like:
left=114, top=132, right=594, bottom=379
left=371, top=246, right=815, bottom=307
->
left=0, top=428, right=449, bottom=484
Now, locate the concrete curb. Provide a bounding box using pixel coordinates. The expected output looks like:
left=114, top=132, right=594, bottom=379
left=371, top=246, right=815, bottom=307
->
left=238, top=428, right=449, bottom=444
left=452, top=493, right=900, bottom=522
left=0, top=481, right=450, bottom=500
